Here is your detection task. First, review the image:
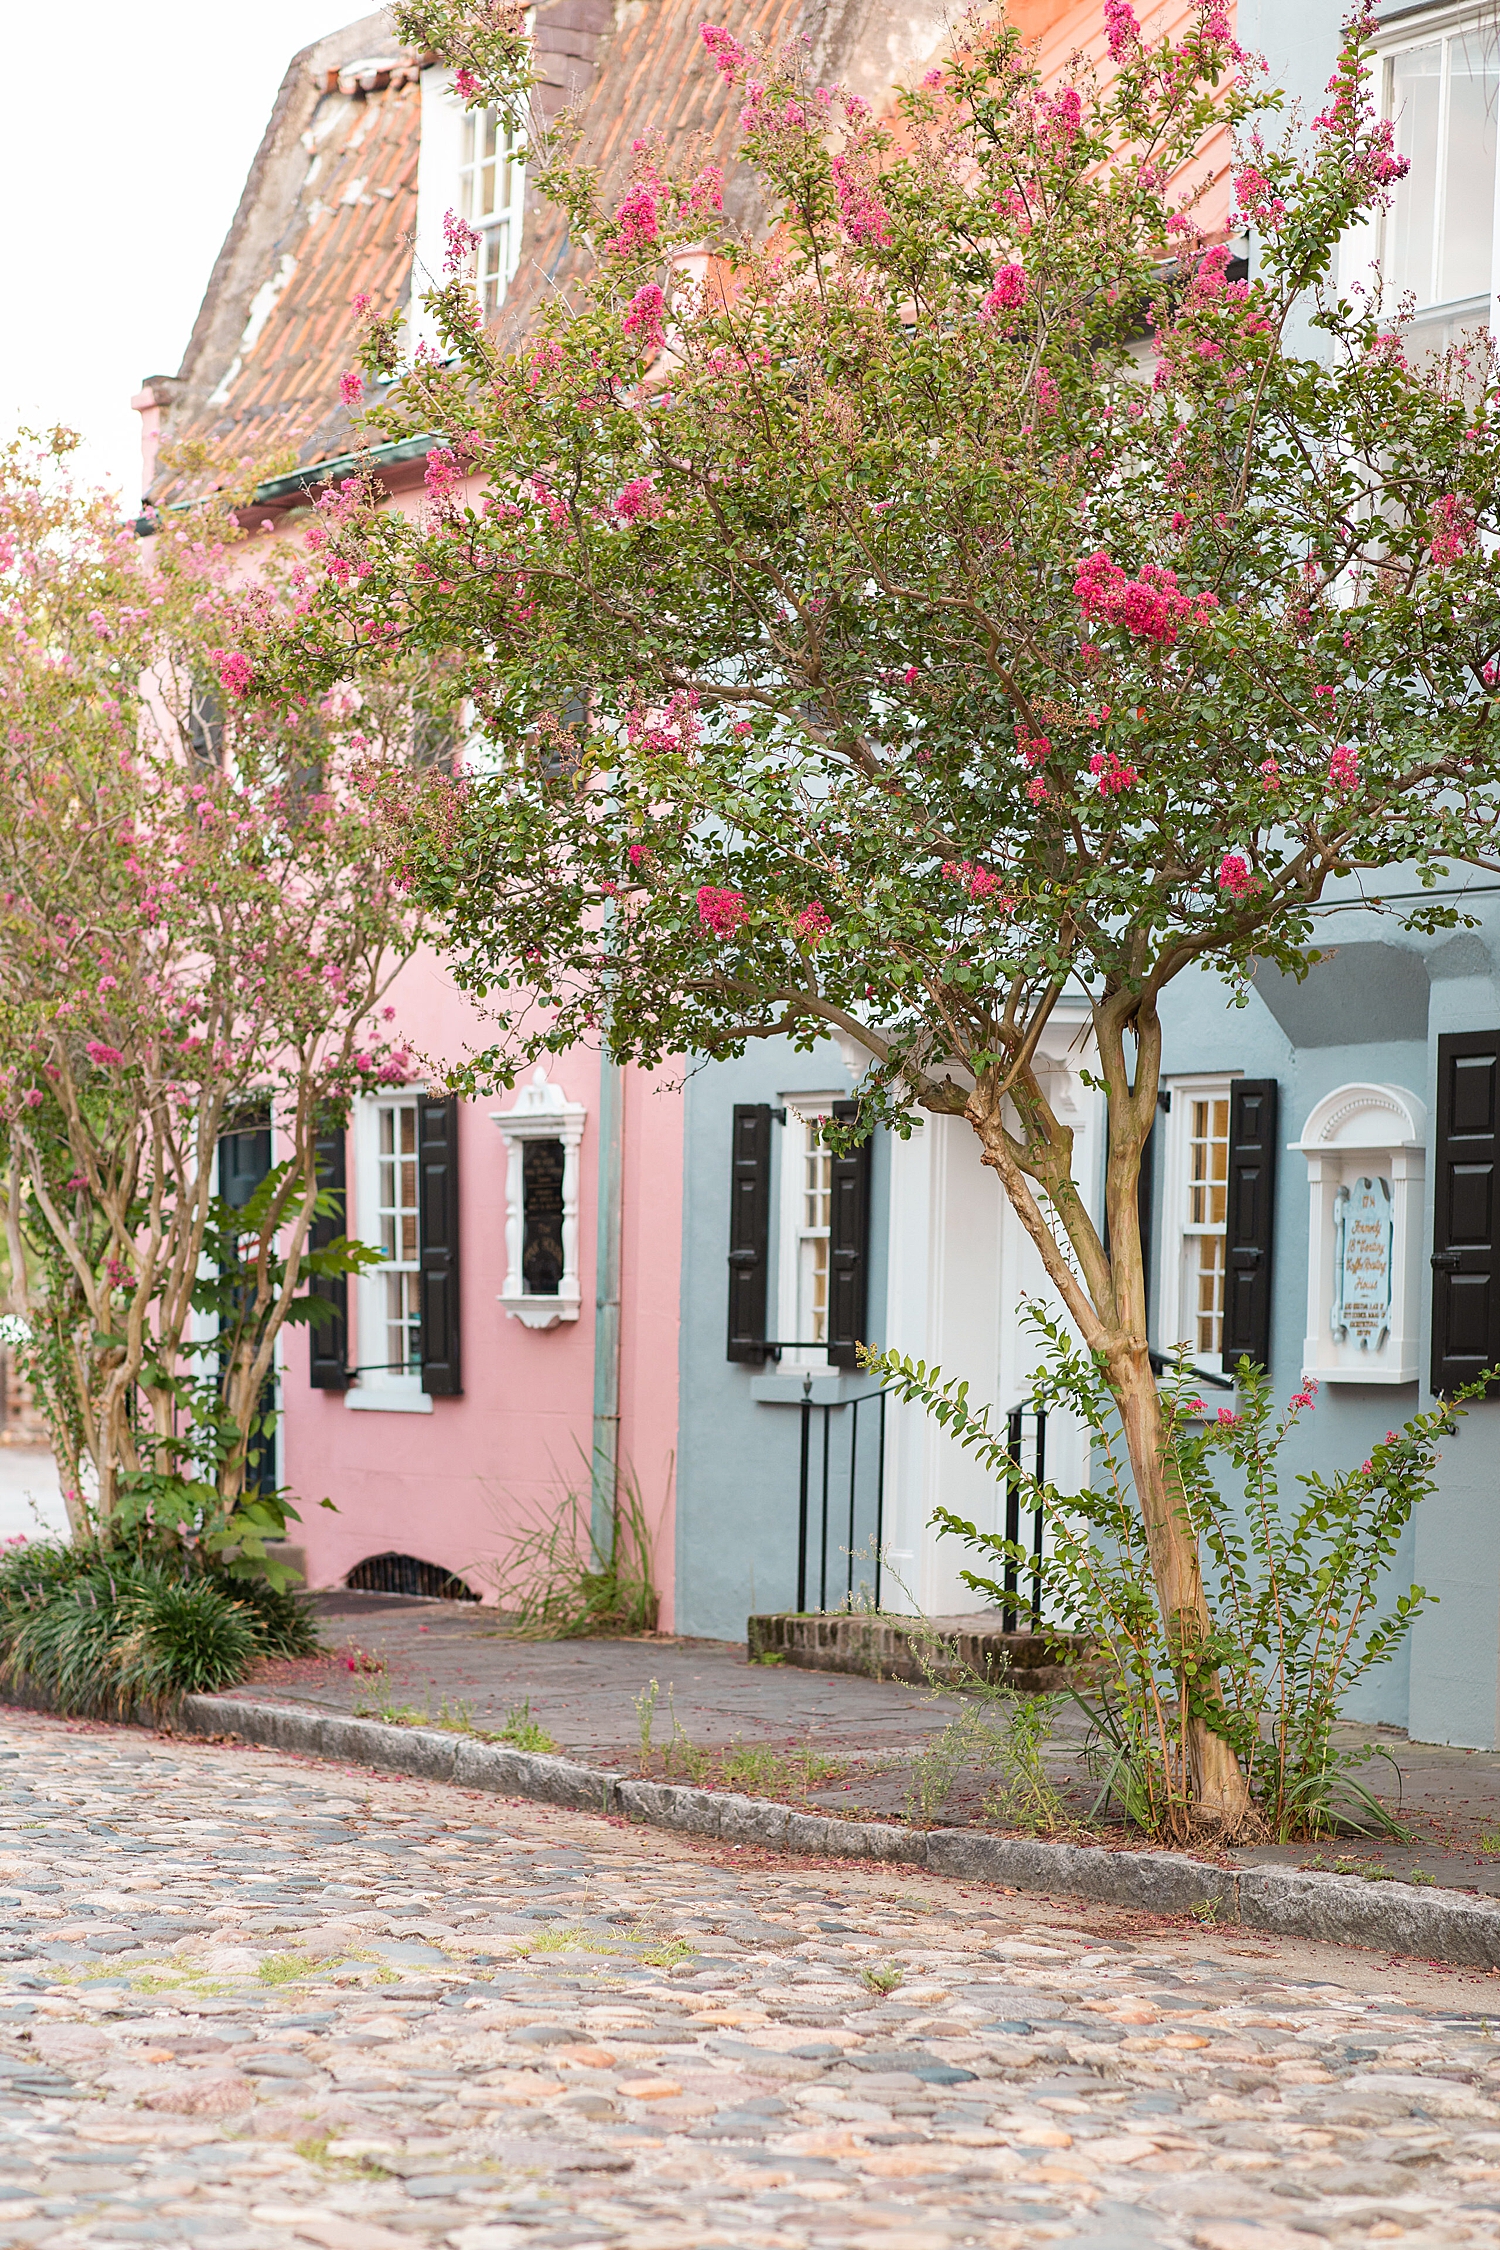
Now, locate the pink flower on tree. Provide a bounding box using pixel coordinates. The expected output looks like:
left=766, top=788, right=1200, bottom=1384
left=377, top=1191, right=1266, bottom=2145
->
left=609, top=185, right=659, bottom=257
left=1328, top=743, right=1359, bottom=792
left=454, top=66, right=480, bottom=98
left=85, top=1042, right=125, bottom=1067
left=21, top=1089, right=43, bottom=1108
left=1104, top=0, right=1139, bottom=60
left=351, top=291, right=372, bottom=317
left=443, top=209, right=481, bottom=273
left=339, top=371, right=363, bottom=406
left=1073, top=551, right=1214, bottom=646
left=1216, top=1406, right=1239, bottom=1426
left=830, top=155, right=892, bottom=248
left=1089, top=749, right=1138, bottom=796
left=795, top=900, right=832, bottom=943
left=1259, top=756, right=1282, bottom=791
left=614, top=477, right=662, bottom=522
left=700, top=23, right=752, bottom=80
left=425, top=446, right=461, bottom=503
left=1430, top=494, right=1473, bottom=566
left=212, top=648, right=253, bottom=698
left=980, top=263, right=1027, bottom=320
left=622, top=283, right=667, bottom=353
left=698, top=884, right=749, bottom=937
left=1217, top=852, right=1253, bottom=897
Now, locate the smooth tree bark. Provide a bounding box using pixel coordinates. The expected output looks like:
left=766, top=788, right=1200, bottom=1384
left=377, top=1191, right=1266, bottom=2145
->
left=238, top=3, right=1500, bottom=1826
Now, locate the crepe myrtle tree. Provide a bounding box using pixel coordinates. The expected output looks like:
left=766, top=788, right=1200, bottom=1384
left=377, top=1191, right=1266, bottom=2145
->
left=0, top=433, right=430, bottom=1559
left=240, top=1, right=1500, bottom=1825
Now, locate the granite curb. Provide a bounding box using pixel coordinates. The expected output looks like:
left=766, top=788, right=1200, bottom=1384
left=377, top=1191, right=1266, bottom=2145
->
left=169, top=1692, right=1500, bottom=1970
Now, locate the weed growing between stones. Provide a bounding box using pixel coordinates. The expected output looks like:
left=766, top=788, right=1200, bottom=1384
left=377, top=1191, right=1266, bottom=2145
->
left=346, top=1693, right=558, bottom=1752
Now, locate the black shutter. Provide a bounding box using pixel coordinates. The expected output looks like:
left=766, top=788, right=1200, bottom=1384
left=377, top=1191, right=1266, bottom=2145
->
left=308, top=1122, right=350, bottom=1390
left=1432, top=1032, right=1500, bottom=1396
left=727, top=1103, right=771, bottom=1363
left=418, top=1095, right=462, bottom=1396
left=827, top=1100, right=872, bottom=1372
left=1222, top=1078, right=1278, bottom=1372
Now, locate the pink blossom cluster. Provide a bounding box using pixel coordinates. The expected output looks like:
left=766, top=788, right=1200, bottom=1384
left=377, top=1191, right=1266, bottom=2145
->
left=1038, top=85, right=1082, bottom=144
left=623, top=283, right=667, bottom=353
left=1089, top=749, right=1138, bottom=796
left=795, top=900, right=831, bottom=943
left=425, top=446, right=462, bottom=503
left=1289, top=1382, right=1317, bottom=1410
left=830, top=154, right=892, bottom=249
left=700, top=23, right=752, bottom=80
left=942, top=860, right=1012, bottom=905
left=1016, top=726, right=1051, bottom=768
left=443, top=208, right=481, bottom=274
left=980, top=263, right=1027, bottom=321
left=609, top=185, right=659, bottom=258
left=614, top=476, right=663, bottom=523
left=698, top=884, right=749, bottom=937
left=1327, top=743, right=1358, bottom=792
left=1104, top=0, right=1139, bottom=60
left=1430, top=494, right=1474, bottom=567
left=454, top=66, right=480, bottom=99
left=339, top=371, right=363, bottom=407
left=1217, top=851, right=1254, bottom=897
left=1073, top=552, right=1214, bottom=646
left=212, top=648, right=253, bottom=699
left=85, top=1041, right=125, bottom=1068
left=1260, top=756, right=1281, bottom=792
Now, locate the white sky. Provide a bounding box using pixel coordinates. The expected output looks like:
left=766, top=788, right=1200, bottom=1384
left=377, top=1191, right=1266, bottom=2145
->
left=0, top=1, right=363, bottom=510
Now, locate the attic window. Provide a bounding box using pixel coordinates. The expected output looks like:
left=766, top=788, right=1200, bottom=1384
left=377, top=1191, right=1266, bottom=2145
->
left=460, top=107, right=524, bottom=318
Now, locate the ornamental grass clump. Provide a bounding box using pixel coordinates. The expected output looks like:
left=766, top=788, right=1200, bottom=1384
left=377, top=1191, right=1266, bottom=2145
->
left=875, top=1309, right=1469, bottom=1846
left=0, top=1540, right=318, bottom=1718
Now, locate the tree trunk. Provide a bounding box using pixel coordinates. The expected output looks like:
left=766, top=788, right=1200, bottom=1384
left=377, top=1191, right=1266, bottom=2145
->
left=1111, top=1342, right=1250, bottom=1831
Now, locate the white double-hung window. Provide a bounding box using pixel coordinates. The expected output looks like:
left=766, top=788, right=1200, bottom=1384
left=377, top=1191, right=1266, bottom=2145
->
left=459, top=106, right=525, bottom=319
left=777, top=1097, right=838, bottom=1364
left=1379, top=15, right=1500, bottom=318
left=1157, top=1077, right=1233, bottom=1372
left=348, top=1093, right=430, bottom=1411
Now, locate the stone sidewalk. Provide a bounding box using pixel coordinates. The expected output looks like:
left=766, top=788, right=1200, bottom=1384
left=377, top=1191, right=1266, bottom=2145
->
left=4, top=1704, right=1500, bottom=2250
left=241, top=1596, right=1500, bottom=1899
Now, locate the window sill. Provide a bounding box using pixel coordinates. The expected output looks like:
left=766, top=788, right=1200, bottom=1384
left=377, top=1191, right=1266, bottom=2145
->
left=500, top=1290, right=581, bottom=1331
left=749, top=1372, right=875, bottom=1406
left=345, top=1388, right=435, bottom=1414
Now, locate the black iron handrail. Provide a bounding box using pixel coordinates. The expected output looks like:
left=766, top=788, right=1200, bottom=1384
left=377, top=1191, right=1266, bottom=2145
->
left=796, top=1384, right=888, bottom=1613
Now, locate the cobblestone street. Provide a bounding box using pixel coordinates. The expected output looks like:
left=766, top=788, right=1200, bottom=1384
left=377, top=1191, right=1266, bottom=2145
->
left=3, top=1710, right=1500, bottom=2250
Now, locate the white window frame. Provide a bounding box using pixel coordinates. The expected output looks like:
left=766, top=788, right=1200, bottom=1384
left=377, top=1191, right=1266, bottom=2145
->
left=459, top=104, right=525, bottom=321
left=347, top=1089, right=432, bottom=1413
left=1156, top=1074, right=1237, bottom=1375
left=776, top=1094, right=842, bottom=1368
left=491, top=1066, right=586, bottom=1329
left=1373, top=6, right=1500, bottom=325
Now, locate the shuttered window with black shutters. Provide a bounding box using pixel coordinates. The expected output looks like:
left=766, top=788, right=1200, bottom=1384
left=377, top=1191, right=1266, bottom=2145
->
left=417, top=1095, right=462, bottom=1396
left=308, top=1120, right=350, bottom=1390
left=726, top=1103, right=772, bottom=1362
left=1432, top=1031, right=1500, bottom=1395
left=827, top=1101, right=872, bottom=1371
left=1222, top=1078, right=1278, bottom=1372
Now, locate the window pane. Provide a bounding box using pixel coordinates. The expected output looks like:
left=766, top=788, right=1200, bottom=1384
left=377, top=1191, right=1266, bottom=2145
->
left=1188, top=1098, right=1229, bottom=1229
left=1440, top=29, right=1499, bottom=302
left=1389, top=43, right=1443, bottom=301
left=1194, top=1235, right=1226, bottom=1357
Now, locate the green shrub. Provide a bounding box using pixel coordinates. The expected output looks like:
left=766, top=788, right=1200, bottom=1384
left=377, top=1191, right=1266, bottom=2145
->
left=0, top=1540, right=319, bottom=1717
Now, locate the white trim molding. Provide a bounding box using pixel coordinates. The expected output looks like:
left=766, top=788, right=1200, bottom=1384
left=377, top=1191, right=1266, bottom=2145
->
left=1293, top=1083, right=1427, bottom=1386
left=491, top=1066, right=586, bottom=1328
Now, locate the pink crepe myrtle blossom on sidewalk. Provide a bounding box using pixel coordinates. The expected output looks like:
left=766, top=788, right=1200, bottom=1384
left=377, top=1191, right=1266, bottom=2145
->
left=698, top=885, right=749, bottom=936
